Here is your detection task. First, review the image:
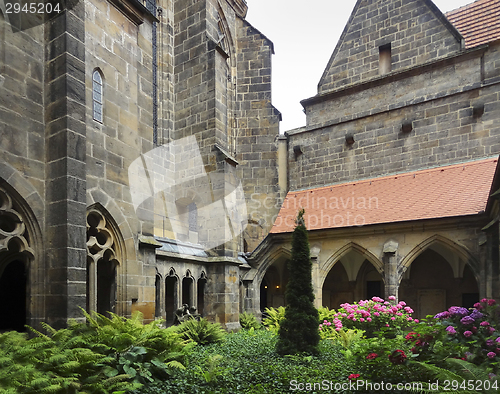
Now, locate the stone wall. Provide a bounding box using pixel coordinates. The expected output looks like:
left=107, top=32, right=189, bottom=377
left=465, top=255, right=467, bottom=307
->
left=289, top=42, right=500, bottom=191
left=235, top=19, right=281, bottom=252
left=84, top=0, right=158, bottom=319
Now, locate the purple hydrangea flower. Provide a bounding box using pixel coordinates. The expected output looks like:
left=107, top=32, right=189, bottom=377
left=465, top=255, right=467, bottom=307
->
left=460, top=316, right=475, bottom=325
left=488, top=352, right=496, bottom=359
left=446, top=326, right=457, bottom=335
left=487, top=339, right=495, bottom=347
left=448, top=307, right=469, bottom=317
left=496, top=337, right=500, bottom=343
left=464, top=331, right=473, bottom=338
left=434, top=311, right=450, bottom=319
left=470, top=310, right=484, bottom=320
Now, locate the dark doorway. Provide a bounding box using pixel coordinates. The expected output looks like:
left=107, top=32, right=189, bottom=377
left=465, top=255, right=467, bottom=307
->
left=165, top=276, right=178, bottom=325
left=462, top=293, right=479, bottom=309
left=182, top=277, right=193, bottom=306
left=97, top=260, right=116, bottom=316
left=367, top=281, right=382, bottom=300
left=155, top=275, right=161, bottom=318
left=260, top=280, right=268, bottom=311
left=197, top=277, right=207, bottom=317
left=0, top=260, right=27, bottom=331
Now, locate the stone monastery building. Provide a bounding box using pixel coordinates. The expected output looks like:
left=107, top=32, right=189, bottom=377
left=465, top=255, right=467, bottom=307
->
left=1, top=0, right=500, bottom=331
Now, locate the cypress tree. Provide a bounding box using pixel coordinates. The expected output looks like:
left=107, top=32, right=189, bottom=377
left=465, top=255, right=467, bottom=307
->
left=276, top=209, right=320, bottom=355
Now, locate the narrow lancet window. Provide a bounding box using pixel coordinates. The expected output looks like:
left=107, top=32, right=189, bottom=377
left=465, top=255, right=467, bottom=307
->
left=92, top=70, right=103, bottom=122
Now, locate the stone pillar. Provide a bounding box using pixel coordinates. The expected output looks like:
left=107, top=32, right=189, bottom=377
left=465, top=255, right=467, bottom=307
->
left=383, top=240, right=399, bottom=301
left=205, top=259, right=242, bottom=331
left=44, top=3, right=87, bottom=328
left=278, top=134, right=288, bottom=198
left=137, top=236, right=162, bottom=323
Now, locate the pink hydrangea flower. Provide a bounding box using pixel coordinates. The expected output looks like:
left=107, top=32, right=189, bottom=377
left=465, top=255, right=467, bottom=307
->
left=388, top=296, right=396, bottom=300
left=464, top=331, right=473, bottom=338
left=488, top=352, right=496, bottom=359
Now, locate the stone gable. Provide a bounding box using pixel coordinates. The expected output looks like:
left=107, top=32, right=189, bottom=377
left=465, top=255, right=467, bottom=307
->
left=318, top=0, right=464, bottom=94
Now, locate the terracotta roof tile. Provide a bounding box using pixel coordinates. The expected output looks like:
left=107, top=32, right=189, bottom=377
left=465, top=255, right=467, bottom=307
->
left=270, top=158, right=498, bottom=233
left=446, top=0, right=500, bottom=48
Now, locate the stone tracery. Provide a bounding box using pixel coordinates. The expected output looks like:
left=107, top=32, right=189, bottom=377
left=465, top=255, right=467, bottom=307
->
left=0, top=187, right=34, bottom=263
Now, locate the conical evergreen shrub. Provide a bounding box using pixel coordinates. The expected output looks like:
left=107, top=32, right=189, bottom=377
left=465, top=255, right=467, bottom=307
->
left=276, top=209, right=320, bottom=355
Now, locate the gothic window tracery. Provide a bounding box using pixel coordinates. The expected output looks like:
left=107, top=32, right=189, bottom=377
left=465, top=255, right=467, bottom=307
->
left=86, top=208, right=119, bottom=315
left=0, top=187, right=34, bottom=261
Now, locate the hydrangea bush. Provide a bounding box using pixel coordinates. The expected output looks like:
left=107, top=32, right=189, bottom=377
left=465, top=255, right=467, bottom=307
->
left=319, top=296, right=418, bottom=338
left=421, top=298, right=500, bottom=372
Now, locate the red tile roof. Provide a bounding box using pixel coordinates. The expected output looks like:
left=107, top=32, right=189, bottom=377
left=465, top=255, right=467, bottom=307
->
left=270, top=158, right=498, bottom=234
left=446, top=0, right=500, bottom=48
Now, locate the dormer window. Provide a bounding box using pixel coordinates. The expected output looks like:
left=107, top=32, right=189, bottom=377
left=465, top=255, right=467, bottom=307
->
left=379, top=43, right=392, bottom=75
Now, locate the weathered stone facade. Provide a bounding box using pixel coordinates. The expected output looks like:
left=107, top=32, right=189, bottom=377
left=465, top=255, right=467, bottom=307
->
left=0, top=0, right=280, bottom=331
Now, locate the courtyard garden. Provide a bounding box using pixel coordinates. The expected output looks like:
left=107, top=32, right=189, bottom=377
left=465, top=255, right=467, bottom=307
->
left=2, top=213, right=499, bottom=393
left=2, top=297, right=500, bottom=393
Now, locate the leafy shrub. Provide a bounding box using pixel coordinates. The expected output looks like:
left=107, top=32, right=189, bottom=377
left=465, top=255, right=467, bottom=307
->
left=320, top=327, right=365, bottom=348
left=411, top=298, right=500, bottom=373
left=174, top=318, right=226, bottom=345
left=0, top=310, right=189, bottom=393
left=262, top=306, right=285, bottom=334
left=239, top=312, right=261, bottom=330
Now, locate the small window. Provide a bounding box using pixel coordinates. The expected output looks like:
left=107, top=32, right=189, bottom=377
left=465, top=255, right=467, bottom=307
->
left=379, top=43, right=392, bottom=75
left=92, top=70, right=103, bottom=122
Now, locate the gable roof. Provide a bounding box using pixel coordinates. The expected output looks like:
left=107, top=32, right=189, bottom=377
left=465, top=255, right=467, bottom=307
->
left=317, top=0, right=463, bottom=93
left=446, top=0, right=500, bottom=48
left=270, top=157, right=498, bottom=234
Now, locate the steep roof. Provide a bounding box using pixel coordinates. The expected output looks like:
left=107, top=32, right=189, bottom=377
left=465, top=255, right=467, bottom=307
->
left=270, top=158, right=498, bottom=234
left=446, top=0, right=500, bottom=48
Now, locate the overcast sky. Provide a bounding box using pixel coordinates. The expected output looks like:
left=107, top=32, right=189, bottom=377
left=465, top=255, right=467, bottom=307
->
left=246, top=0, right=475, bottom=132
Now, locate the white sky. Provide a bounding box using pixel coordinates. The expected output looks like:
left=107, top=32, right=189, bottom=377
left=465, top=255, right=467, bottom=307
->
left=246, top=0, right=476, bottom=132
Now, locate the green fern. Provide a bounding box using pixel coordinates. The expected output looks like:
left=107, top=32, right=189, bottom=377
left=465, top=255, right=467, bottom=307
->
left=174, top=318, right=226, bottom=345
left=410, top=359, right=500, bottom=394
left=262, top=306, right=286, bottom=334
left=239, top=312, right=261, bottom=330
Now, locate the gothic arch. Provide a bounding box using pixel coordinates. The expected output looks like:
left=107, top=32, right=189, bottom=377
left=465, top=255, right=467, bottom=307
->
left=0, top=181, right=44, bottom=330
left=254, top=246, right=292, bottom=288
left=320, top=242, right=383, bottom=288
left=86, top=203, right=126, bottom=315
left=86, top=188, right=135, bottom=260
left=399, top=234, right=479, bottom=283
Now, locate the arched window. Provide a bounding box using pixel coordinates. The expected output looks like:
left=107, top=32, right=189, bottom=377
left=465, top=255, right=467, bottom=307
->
left=92, top=69, right=103, bottom=122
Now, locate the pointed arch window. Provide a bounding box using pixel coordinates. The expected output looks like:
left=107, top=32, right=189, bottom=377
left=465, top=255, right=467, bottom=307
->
left=92, top=69, right=103, bottom=123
